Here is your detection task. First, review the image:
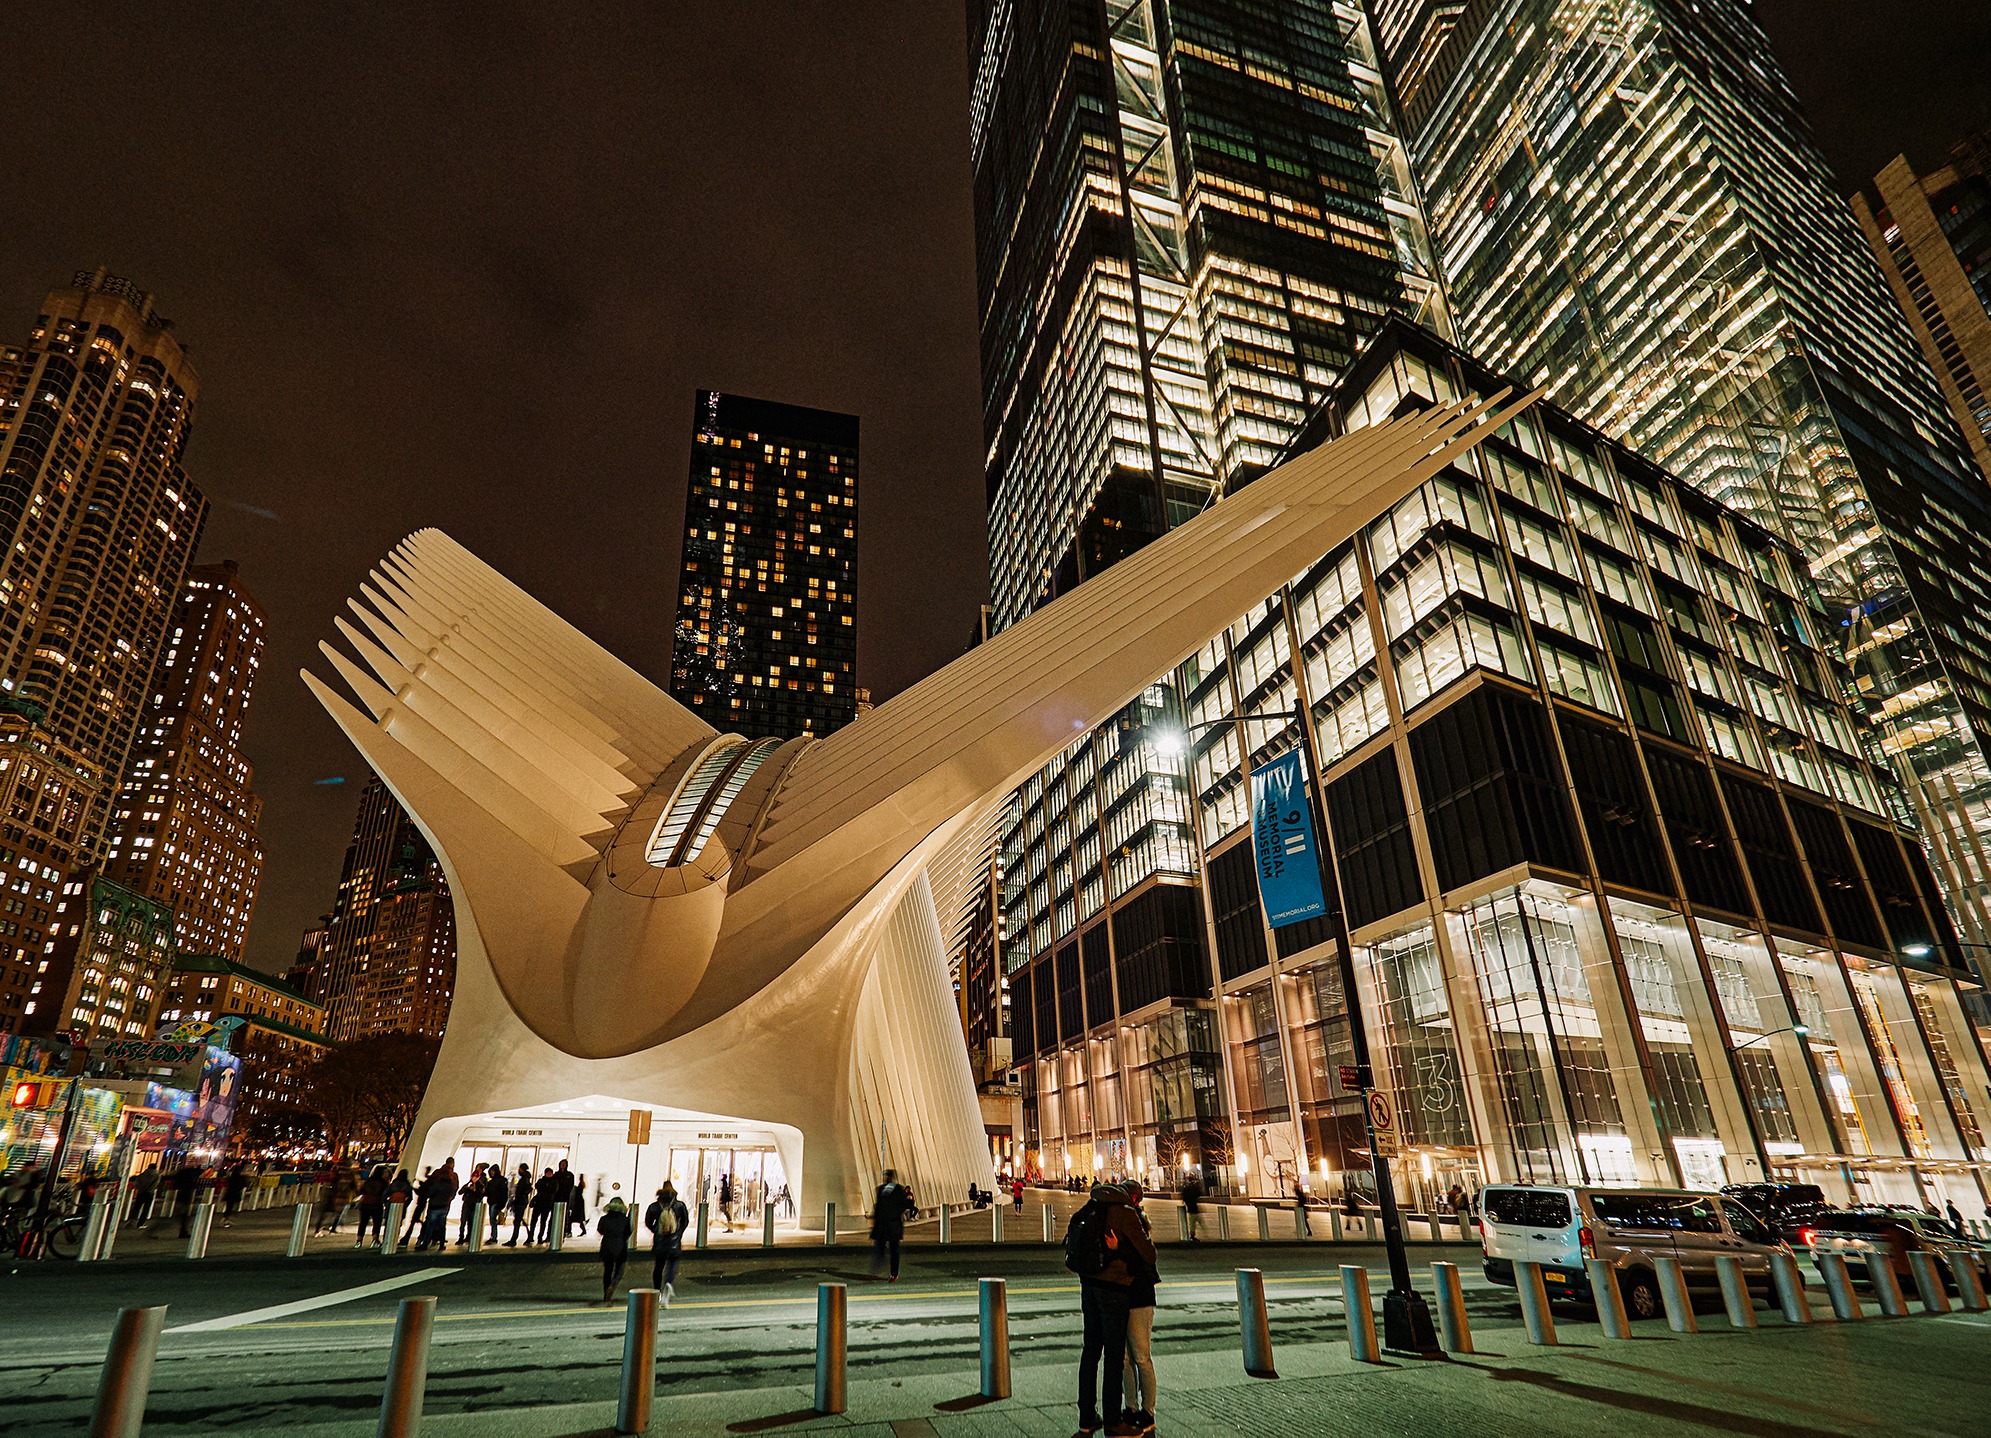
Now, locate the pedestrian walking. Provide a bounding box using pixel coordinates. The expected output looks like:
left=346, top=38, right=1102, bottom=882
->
left=646, top=1182, right=689, bottom=1306
left=317, top=1166, right=354, bottom=1234
left=129, top=1167, right=157, bottom=1228
left=1947, top=1198, right=1967, bottom=1238
left=415, top=1166, right=454, bottom=1250
left=171, top=1161, right=202, bottom=1239
left=458, top=1166, right=485, bottom=1245
left=1292, top=1180, right=1311, bottom=1238
left=355, top=1166, right=388, bottom=1248
left=1013, top=1178, right=1025, bottom=1216
left=484, top=1165, right=509, bottom=1243
left=507, top=1163, right=532, bottom=1245
left=1065, top=1178, right=1154, bottom=1436
left=718, top=1171, right=735, bottom=1231
left=597, top=1197, right=633, bottom=1303
left=1120, top=1180, right=1158, bottom=1435
left=568, top=1171, right=588, bottom=1236
left=222, top=1163, right=250, bottom=1223
left=1178, top=1172, right=1203, bottom=1242
left=870, top=1169, right=916, bottom=1281
left=530, top=1167, right=557, bottom=1244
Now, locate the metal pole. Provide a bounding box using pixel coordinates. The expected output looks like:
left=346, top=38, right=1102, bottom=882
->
left=382, top=1200, right=404, bottom=1256
left=1907, top=1251, right=1951, bottom=1314
left=185, top=1201, right=214, bottom=1261
left=616, top=1288, right=659, bottom=1434
left=939, top=1204, right=951, bottom=1245
left=1218, top=1205, right=1230, bottom=1242
left=466, top=1202, right=485, bottom=1255
left=87, top=1305, right=166, bottom=1438
left=98, top=1182, right=124, bottom=1261
left=978, top=1277, right=1010, bottom=1399
left=377, top=1295, right=436, bottom=1438
left=824, top=1201, right=837, bottom=1246
left=813, top=1282, right=847, bottom=1414
left=762, top=1202, right=776, bottom=1249
left=288, top=1202, right=312, bottom=1258
left=1341, top=1264, right=1379, bottom=1362
left=549, top=1201, right=567, bottom=1254
left=1587, top=1259, right=1632, bottom=1339
left=1864, top=1251, right=1908, bottom=1316
left=80, top=1191, right=114, bottom=1263
left=1431, top=1261, right=1473, bottom=1353
left=1044, top=1203, right=1057, bottom=1244
left=1715, top=1255, right=1757, bottom=1329
left=1814, top=1251, right=1863, bottom=1320
left=1948, top=1252, right=1988, bottom=1311
left=991, top=1200, right=1003, bottom=1244
left=1655, top=1255, right=1696, bottom=1333
left=1514, top=1261, right=1558, bottom=1345
left=1236, top=1267, right=1276, bottom=1377
left=1770, top=1252, right=1813, bottom=1323
left=1257, top=1205, right=1270, bottom=1242
left=696, top=1201, right=709, bottom=1250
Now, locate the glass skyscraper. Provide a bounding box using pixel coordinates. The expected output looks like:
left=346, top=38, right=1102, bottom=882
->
left=1368, top=0, right=1991, bottom=949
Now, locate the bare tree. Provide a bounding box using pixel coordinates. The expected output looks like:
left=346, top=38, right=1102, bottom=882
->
left=303, top=1033, right=442, bottom=1158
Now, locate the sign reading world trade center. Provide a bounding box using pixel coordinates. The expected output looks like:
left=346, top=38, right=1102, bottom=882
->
left=1250, top=750, right=1329, bottom=928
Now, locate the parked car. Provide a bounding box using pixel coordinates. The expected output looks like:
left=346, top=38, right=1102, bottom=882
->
left=1719, top=1182, right=1831, bottom=1243
left=1805, top=1207, right=1983, bottom=1289
left=1480, top=1183, right=1793, bottom=1320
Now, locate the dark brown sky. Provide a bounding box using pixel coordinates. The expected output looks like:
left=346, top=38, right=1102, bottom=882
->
left=1, top=3, right=1985, bottom=974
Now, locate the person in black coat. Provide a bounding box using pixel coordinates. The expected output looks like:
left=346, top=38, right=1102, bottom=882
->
left=597, top=1198, right=634, bottom=1303
left=506, top=1163, right=532, bottom=1246
left=869, top=1170, right=916, bottom=1281
left=645, top=1182, right=690, bottom=1306
left=484, top=1167, right=510, bottom=1243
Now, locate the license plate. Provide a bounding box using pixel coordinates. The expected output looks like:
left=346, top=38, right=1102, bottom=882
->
left=1543, top=1271, right=1567, bottom=1283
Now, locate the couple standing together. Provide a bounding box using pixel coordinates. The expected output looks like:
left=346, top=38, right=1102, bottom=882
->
left=1067, top=1179, right=1159, bottom=1436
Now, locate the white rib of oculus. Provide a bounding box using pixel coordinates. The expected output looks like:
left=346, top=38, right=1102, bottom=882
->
left=644, top=736, right=782, bottom=868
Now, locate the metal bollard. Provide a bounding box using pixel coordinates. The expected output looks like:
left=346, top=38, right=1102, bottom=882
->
left=1587, top=1259, right=1632, bottom=1339
left=1513, top=1260, right=1558, bottom=1345
left=88, top=1304, right=166, bottom=1438
left=1218, top=1206, right=1231, bottom=1241
left=991, top=1201, right=1004, bottom=1244
left=80, top=1193, right=115, bottom=1263
left=1330, top=1208, right=1343, bottom=1242
left=1257, top=1206, right=1271, bottom=1242
left=940, top=1204, right=952, bottom=1245
left=1177, top=1205, right=1190, bottom=1243
left=1045, top=1204, right=1058, bottom=1244
left=157, top=1189, right=178, bottom=1222
left=382, top=1201, right=405, bottom=1257
left=763, top=1202, right=776, bottom=1249
left=1236, top=1267, right=1276, bottom=1377
left=814, top=1282, right=847, bottom=1414
left=549, top=1202, right=567, bottom=1254
left=466, top=1203, right=485, bottom=1255
left=616, top=1288, right=659, bottom=1434
left=186, top=1201, right=215, bottom=1261
left=1814, top=1251, right=1863, bottom=1320
left=1341, top=1264, right=1379, bottom=1362
left=1907, top=1251, right=1951, bottom=1314
left=979, top=1277, right=1011, bottom=1399
left=98, top=1187, right=124, bottom=1261
left=1655, top=1256, right=1696, bottom=1333
left=1715, top=1256, right=1757, bottom=1329
left=695, top=1201, right=709, bottom=1250
left=1294, top=1205, right=1309, bottom=1242
left=1948, top=1252, right=1988, bottom=1311
left=288, top=1202, right=312, bottom=1258
left=377, top=1295, right=436, bottom=1438
left=823, top=1200, right=838, bottom=1245
left=1432, top=1261, right=1473, bottom=1353
left=1865, top=1251, right=1908, bottom=1316
left=1770, top=1252, right=1812, bottom=1324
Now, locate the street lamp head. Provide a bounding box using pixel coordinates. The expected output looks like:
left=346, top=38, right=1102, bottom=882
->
left=1793, top=1024, right=1810, bottom=1038
left=1153, top=729, right=1187, bottom=758
left=1904, top=943, right=1933, bottom=958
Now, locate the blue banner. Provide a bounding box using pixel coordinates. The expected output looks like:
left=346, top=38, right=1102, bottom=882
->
left=1250, top=750, right=1329, bottom=927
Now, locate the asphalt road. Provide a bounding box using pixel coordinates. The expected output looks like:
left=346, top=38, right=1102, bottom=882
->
left=0, top=1240, right=1496, bottom=1433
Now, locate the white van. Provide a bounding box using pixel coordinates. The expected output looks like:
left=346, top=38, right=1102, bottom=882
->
left=1480, top=1183, right=1792, bottom=1320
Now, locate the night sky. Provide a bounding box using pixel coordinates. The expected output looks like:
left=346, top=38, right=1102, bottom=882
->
left=1, top=4, right=1986, bottom=974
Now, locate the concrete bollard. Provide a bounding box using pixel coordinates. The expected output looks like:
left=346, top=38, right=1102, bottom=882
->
left=185, top=1201, right=215, bottom=1261
left=1907, top=1251, right=1951, bottom=1314
left=118, top=1182, right=136, bottom=1225
left=88, top=1304, right=166, bottom=1438
left=1814, top=1251, right=1863, bottom=1320
left=1948, top=1252, right=1988, bottom=1311
left=1236, top=1267, right=1276, bottom=1377
left=1770, top=1252, right=1812, bottom=1324
left=991, top=1201, right=1003, bottom=1244
left=939, top=1204, right=952, bottom=1245
left=616, top=1288, right=659, bottom=1434
left=466, top=1203, right=485, bottom=1255
left=1514, top=1260, right=1558, bottom=1345
left=382, top=1201, right=404, bottom=1257
left=156, top=1189, right=178, bottom=1222
left=1257, top=1206, right=1271, bottom=1242
left=1655, top=1256, right=1696, bottom=1333
left=377, top=1295, right=436, bottom=1438
left=763, top=1203, right=776, bottom=1249
left=1715, top=1256, right=1757, bottom=1329
left=80, top=1193, right=115, bottom=1263
left=288, top=1203, right=312, bottom=1258
left=825, top=1201, right=838, bottom=1246
left=814, top=1282, right=847, bottom=1414
left=1432, top=1261, right=1474, bottom=1353
left=1045, top=1204, right=1058, bottom=1244
left=1341, top=1264, right=1379, bottom=1363
left=1587, top=1259, right=1632, bottom=1339
left=979, top=1277, right=1011, bottom=1399
left=695, top=1201, right=710, bottom=1250
left=1864, top=1251, right=1908, bottom=1316
left=549, top=1202, right=567, bottom=1254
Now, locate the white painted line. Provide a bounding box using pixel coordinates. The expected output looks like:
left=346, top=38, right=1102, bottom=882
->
left=167, top=1267, right=460, bottom=1333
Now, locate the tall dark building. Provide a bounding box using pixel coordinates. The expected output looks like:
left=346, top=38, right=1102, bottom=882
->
left=669, top=391, right=859, bottom=739
left=1367, top=0, right=1991, bottom=950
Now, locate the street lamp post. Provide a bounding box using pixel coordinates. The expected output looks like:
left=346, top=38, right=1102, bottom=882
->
left=1161, top=713, right=1439, bottom=1356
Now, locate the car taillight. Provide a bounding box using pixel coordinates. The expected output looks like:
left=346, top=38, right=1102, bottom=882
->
left=1797, top=1226, right=1815, bottom=1248
left=1579, top=1225, right=1595, bottom=1257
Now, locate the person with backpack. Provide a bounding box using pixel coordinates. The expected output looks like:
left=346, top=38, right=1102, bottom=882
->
left=646, top=1182, right=690, bottom=1306
left=1065, top=1179, right=1155, bottom=1436
left=1119, top=1180, right=1158, bottom=1434
left=870, top=1169, right=916, bottom=1281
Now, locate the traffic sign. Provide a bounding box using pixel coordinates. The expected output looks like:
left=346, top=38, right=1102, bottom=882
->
left=1366, top=1088, right=1398, bottom=1156
left=1338, top=1064, right=1362, bottom=1092
left=627, top=1109, right=653, bottom=1145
